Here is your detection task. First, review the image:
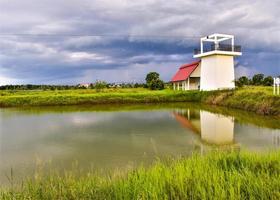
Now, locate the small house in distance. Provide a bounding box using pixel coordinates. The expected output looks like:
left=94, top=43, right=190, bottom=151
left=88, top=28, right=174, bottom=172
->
left=171, top=61, right=201, bottom=90
left=78, top=83, right=91, bottom=88
left=171, top=33, right=242, bottom=91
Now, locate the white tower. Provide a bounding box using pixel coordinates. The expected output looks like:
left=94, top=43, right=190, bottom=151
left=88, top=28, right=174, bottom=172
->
left=194, top=34, right=242, bottom=91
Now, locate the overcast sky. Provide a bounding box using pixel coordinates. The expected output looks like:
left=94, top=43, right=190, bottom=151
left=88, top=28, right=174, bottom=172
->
left=0, top=0, right=279, bottom=84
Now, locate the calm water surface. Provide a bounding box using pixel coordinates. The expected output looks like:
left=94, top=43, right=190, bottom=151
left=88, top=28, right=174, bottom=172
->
left=0, top=103, right=279, bottom=183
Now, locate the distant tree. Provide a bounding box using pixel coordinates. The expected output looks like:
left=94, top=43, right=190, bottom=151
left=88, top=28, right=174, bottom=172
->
left=94, top=80, right=107, bottom=92
left=145, top=72, right=165, bottom=90
left=252, top=74, right=264, bottom=85
left=145, top=72, right=160, bottom=85
left=89, top=83, right=94, bottom=89
left=134, top=83, right=140, bottom=88
left=236, top=76, right=249, bottom=87
left=26, top=84, right=33, bottom=90
left=0, top=84, right=86, bottom=90
left=134, top=83, right=145, bottom=88
left=149, top=79, right=165, bottom=90
left=263, top=76, right=274, bottom=86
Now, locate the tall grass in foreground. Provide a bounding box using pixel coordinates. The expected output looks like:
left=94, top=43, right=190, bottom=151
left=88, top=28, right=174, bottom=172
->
left=1, top=151, right=280, bottom=199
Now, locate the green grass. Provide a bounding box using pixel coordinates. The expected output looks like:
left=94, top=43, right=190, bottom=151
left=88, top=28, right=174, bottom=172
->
left=0, top=88, right=207, bottom=107
left=206, top=86, right=280, bottom=115
left=1, top=151, right=280, bottom=199
left=0, top=86, right=279, bottom=116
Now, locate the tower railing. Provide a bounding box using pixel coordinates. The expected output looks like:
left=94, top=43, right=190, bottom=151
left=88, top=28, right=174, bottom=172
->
left=194, top=44, right=242, bottom=55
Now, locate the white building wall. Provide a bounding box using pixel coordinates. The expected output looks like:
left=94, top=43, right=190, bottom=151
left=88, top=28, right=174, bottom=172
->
left=190, top=64, right=201, bottom=77
left=200, top=55, right=235, bottom=91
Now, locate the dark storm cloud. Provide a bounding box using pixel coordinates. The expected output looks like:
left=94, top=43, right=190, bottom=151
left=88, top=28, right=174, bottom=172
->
left=0, top=0, right=279, bottom=84
left=63, top=37, right=193, bottom=57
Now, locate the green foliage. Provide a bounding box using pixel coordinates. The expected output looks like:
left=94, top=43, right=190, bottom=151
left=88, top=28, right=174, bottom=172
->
left=0, top=83, right=146, bottom=91
left=235, top=76, right=249, bottom=87
left=145, top=72, right=165, bottom=90
left=145, top=72, right=160, bottom=85
left=252, top=74, right=264, bottom=85
left=94, top=80, right=108, bottom=92
left=1, top=151, right=280, bottom=199
left=236, top=74, right=277, bottom=87
left=0, top=84, right=77, bottom=90
left=149, top=79, right=165, bottom=90
left=263, top=76, right=274, bottom=86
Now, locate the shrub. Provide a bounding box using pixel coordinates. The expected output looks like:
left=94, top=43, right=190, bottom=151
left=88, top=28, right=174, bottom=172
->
left=236, top=76, right=249, bottom=87
left=145, top=72, right=165, bottom=90
left=252, top=74, right=264, bottom=85
left=149, top=79, right=165, bottom=90
left=263, top=76, right=274, bottom=86
left=94, top=81, right=108, bottom=92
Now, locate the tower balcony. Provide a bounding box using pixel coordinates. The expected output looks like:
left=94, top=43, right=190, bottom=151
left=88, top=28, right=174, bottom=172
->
left=193, top=33, right=242, bottom=58
left=194, top=44, right=242, bottom=58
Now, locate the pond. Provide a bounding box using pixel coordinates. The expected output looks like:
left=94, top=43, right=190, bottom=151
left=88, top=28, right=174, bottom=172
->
left=0, top=103, right=280, bottom=183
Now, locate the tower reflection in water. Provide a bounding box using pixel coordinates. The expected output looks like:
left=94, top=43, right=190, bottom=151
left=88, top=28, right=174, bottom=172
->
left=173, top=109, right=236, bottom=147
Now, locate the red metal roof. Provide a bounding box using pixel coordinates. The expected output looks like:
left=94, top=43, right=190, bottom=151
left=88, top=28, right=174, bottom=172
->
left=171, top=61, right=200, bottom=82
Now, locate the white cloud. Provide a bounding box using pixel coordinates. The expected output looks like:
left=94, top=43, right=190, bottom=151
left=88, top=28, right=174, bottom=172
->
left=0, top=75, right=19, bottom=85
left=68, top=52, right=109, bottom=62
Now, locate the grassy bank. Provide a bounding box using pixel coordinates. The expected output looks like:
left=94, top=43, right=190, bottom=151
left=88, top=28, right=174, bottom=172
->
left=205, top=86, right=280, bottom=116
left=0, top=86, right=279, bottom=116
left=1, top=151, right=280, bottom=199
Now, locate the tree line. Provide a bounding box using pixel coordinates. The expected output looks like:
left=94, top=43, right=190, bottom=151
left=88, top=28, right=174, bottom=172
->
left=235, top=74, right=278, bottom=87
left=0, top=82, right=146, bottom=91
left=0, top=72, right=165, bottom=91
left=1, top=72, right=276, bottom=91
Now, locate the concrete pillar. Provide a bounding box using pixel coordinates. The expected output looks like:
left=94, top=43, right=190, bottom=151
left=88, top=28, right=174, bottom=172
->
left=177, top=82, right=180, bottom=90
left=187, top=78, right=190, bottom=90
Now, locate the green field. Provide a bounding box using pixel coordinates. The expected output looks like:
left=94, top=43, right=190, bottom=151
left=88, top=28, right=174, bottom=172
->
left=0, top=86, right=279, bottom=116
left=1, top=151, right=280, bottom=199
